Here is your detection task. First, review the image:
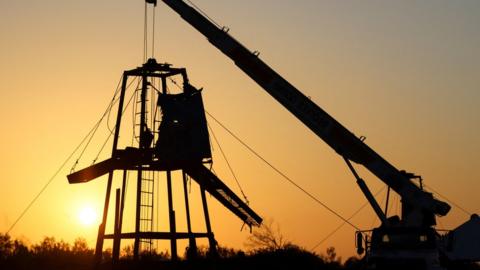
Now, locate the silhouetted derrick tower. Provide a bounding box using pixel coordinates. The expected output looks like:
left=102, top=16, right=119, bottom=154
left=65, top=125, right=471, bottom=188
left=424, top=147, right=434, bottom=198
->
left=67, top=59, right=262, bottom=264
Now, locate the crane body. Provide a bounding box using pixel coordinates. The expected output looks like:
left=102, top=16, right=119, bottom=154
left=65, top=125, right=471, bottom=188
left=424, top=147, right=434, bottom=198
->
left=157, top=0, right=480, bottom=269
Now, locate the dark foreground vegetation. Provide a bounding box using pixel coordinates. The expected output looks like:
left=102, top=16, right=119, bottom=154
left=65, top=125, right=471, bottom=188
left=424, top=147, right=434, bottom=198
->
left=0, top=232, right=359, bottom=270
left=1, top=232, right=479, bottom=270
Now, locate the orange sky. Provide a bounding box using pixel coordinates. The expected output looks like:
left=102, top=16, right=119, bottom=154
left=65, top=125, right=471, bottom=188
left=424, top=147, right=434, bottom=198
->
left=1, top=0, right=479, bottom=259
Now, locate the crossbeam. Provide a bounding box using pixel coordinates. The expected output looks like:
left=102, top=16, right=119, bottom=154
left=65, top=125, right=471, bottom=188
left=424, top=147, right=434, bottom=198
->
left=67, top=148, right=262, bottom=227
left=184, top=164, right=262, bottom=227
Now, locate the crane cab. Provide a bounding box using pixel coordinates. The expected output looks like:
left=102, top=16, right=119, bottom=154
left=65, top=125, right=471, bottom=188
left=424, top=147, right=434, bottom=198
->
left=363, top=227, right=444, bottom=270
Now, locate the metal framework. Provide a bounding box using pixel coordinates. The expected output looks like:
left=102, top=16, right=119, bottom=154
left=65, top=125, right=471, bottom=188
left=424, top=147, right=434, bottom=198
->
left=67, top=59, right=262, bottom=266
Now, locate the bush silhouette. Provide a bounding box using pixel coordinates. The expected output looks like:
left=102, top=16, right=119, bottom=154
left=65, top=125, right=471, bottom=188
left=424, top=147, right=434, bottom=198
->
left=1, top=232, right=479, bottom=270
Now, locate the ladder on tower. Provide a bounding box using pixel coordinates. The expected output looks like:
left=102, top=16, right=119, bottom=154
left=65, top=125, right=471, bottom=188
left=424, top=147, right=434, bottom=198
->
left=139, top=171, right=155, bottom=253
left=134, top=85, right=156, bottom=253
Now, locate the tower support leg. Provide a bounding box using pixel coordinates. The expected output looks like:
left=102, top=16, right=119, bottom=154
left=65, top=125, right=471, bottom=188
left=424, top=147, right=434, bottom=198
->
left=94, top=73, right=128, bottom=268
left=112, top=189, right=121, bottom=262
left=94, top=171, right=115, bottom=267
left=183, top=171, right=197, bottom=259
left=133, top=169, right=143, bottom=260
left=167, top=170, right=178, bottom=260
left=201, top=187, right=217, bottom=257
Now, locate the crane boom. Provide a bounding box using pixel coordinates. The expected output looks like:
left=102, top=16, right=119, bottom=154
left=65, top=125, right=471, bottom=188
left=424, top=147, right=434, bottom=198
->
left=160, top=0, right=450, bottom=226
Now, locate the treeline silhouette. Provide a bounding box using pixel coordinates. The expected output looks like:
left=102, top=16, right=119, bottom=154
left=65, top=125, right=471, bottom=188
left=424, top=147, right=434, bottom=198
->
left=0, top=232, right=362, bottom=270
left=0, top=233, right=94, bottom=270
left=1, top=232, right=479, bottom=270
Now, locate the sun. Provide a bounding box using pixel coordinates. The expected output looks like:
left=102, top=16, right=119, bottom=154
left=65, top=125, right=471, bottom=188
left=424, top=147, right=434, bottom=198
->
left=78, top=206, right=98, bottom=226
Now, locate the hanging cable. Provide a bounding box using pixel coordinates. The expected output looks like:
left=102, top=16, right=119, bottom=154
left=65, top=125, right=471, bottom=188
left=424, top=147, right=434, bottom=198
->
left=205, top=111, right=361, bottom=231
left=7, top=132, right=88, bottom=234
left=7, top=73, right=139, bottom=234
left=369, top=185, right=391, bottom=228
left=151, top=4, right=156, bottom=59
left=310, top=186, right=385, bottom=251
left=71, top=75, right=125, bottom=172
left=132, top=79, right=143, bottom=143
left=144, top=1, right=148, bottom=62
left=92, top=133, right=112, bottom=165
left=207, top=123, right=249, bottom=204
left=151, top=78, right=154, bottom=131
left=132, top=85, right=137, bottom=146
left=369, top=200, right=380, bottom=228
left=80, top=76, right=138, bottom=166
left=7, top=106, right=117, bottom=234
left=106, top=75, right=125, bottom=134
left=168, top=77, right=181, bottom=90
left=72, top=120, right=103, bottom=171
left=423, top=183, right=472, bottom=216
left=143, top=1, right=157, bottom=61
left=93, top=88, right=138, bottom=164
left=107, top=76, right=138, bottom=134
